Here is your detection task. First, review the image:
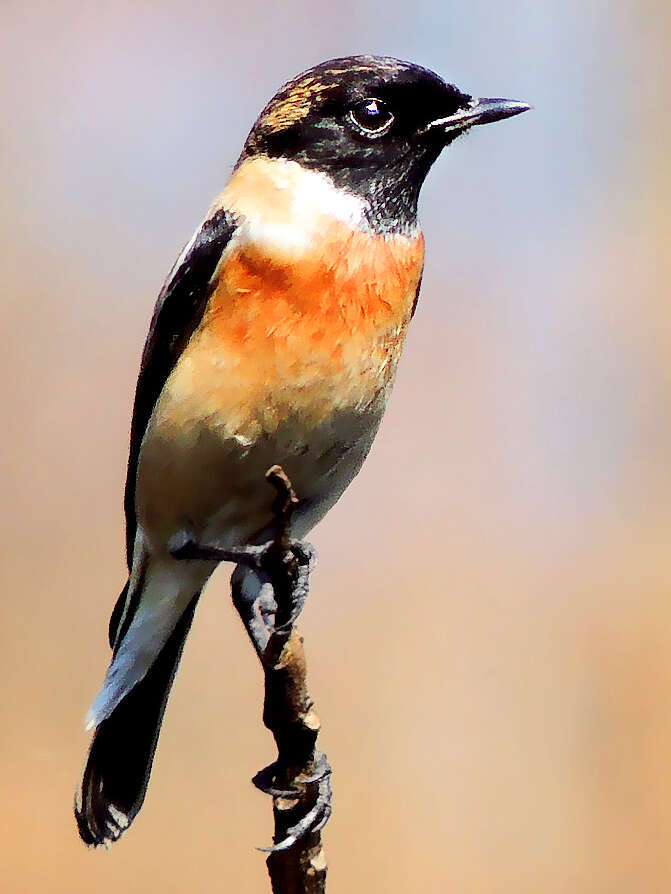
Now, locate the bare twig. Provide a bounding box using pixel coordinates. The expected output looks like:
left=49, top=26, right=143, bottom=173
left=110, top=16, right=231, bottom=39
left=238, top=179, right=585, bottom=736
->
left=234, top=465, right=330, bottom=893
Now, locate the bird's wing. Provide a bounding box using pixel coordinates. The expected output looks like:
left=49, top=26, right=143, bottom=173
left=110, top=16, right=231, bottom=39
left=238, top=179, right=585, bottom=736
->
left=123, top=206, right=237, bottom=568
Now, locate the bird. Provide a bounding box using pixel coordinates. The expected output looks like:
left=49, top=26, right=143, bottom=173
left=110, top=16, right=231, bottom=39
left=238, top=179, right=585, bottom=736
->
left=75, top=54, right=530, bottom=847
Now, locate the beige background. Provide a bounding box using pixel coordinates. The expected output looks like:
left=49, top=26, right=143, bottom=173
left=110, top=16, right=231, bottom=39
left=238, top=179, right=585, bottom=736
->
left=2, top=1, right=670, bottom=891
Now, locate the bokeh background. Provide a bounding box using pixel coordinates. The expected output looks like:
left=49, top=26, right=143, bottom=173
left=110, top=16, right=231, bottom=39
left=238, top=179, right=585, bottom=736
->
left=2, top=1, right=670, bottom=891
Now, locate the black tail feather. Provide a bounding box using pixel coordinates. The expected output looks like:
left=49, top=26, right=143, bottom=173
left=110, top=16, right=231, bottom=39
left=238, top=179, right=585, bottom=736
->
left=75, top=594, right=200, bottom=847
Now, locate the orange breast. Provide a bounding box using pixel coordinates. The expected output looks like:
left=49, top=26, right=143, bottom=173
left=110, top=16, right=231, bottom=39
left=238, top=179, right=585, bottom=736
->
left=198, top=220, right=425, bottom=424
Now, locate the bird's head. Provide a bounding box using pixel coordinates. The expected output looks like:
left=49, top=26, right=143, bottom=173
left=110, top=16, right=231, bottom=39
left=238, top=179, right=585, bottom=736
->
left=239, top=55, right=530, bottom=231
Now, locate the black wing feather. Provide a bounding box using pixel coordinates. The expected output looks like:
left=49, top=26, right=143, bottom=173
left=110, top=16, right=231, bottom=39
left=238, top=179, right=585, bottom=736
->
left=122, top=207, right=236, bottom=568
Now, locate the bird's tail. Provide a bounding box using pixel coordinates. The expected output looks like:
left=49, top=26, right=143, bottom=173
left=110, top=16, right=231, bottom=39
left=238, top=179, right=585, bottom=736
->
left=76, top=556, right=206, bottom=847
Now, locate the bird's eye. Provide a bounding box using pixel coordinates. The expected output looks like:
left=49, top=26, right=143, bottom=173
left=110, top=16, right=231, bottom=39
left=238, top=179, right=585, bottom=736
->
left=348, top=98, right=394, bottom=136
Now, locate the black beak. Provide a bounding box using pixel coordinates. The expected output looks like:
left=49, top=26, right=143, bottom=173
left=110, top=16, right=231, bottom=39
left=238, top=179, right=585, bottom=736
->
left=422, top=97, right=532, bottom=136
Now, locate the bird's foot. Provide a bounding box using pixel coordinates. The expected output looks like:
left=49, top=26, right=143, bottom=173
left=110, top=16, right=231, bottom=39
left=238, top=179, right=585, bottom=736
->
left=174, top=534, right=316, bottom=657
left=252, top=751, right=333, bottom=852
left=171, top=464, right=315, bottom=645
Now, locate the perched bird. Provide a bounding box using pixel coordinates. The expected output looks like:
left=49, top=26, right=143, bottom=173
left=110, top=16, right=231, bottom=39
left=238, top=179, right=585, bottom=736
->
left=75, top=55, right=529, bottom=847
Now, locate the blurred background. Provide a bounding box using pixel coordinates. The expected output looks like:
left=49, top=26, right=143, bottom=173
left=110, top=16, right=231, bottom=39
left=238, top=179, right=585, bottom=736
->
left=1, top=0, right=670, bottom=890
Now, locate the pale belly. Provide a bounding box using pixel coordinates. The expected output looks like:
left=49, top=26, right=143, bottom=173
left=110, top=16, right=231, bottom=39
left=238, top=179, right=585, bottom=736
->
left=134, top=331, right=395, bottom=553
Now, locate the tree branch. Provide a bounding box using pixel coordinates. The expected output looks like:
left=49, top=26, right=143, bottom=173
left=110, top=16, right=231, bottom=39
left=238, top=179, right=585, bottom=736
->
left=234, top=465, right=330, bottom=893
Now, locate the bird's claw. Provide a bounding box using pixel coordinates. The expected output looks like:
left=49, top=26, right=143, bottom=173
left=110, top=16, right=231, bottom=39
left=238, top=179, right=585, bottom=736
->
left=252, top=762, right=303, bottom=798
left=254, top=753, right=333, bottom=852
left=290, top=540, right=317, bottom=570
left=252, top=751, right=330, bottom=797
left=272, top=543, right=315, bottom=634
